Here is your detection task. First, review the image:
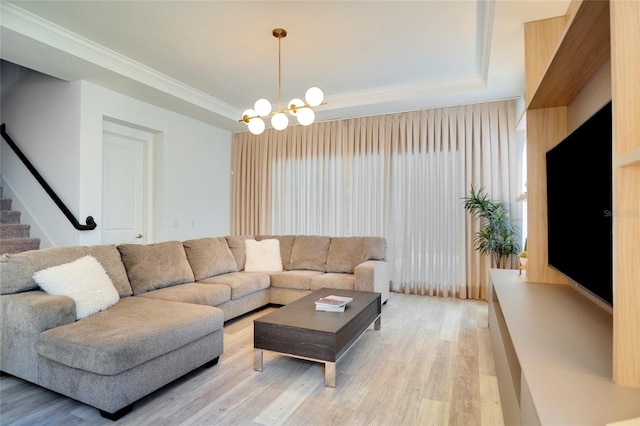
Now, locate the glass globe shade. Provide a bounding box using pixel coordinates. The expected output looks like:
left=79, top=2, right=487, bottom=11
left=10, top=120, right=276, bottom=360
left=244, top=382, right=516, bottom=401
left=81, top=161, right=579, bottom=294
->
left=254, top=99, right=272, bottom=117
left=296, top=107, right=315, bottom=126
left=305, top=87, right=324, bottom=107
left=242, top=108, right=257, bottom=122
left=288, top=98, right=304, bottom=116
left=271, top=113, right=289, bottom=130
left=248, top=118, right=265, bottom=135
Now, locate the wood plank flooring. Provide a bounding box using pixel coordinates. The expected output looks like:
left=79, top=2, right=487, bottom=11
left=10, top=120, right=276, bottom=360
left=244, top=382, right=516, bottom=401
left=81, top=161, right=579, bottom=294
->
left=0, top=293, right=504, bottom=425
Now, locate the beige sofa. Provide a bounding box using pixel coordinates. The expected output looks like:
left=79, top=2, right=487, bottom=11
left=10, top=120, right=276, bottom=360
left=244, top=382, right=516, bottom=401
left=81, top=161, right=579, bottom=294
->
left=0, top=234, right=388, bottom=419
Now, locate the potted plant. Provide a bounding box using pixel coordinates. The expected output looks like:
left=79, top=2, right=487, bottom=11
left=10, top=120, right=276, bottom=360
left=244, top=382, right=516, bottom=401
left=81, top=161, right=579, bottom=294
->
left=463, top=186, right=520, bottom=269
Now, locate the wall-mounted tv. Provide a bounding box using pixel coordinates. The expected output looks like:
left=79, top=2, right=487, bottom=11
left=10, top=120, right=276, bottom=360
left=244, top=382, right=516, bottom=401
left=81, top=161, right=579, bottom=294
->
left=546, top=101, right=613, bottom=306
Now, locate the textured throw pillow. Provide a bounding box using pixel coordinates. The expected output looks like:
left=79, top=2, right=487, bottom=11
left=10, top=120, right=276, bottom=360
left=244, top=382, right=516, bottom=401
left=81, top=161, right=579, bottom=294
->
left=257, top=235, right=295, bottom=270
left=244, top=239, right=283, bottom=272
left=33, top=255, right=120, bottom=320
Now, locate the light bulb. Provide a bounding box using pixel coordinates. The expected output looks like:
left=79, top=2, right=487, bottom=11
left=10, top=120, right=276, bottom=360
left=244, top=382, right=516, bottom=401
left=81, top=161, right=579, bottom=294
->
left=271, top=112, right=288, bottom=130
left=248, top=118, right=265, bottom=135
left=305, top=87, right=324, bottom=107
left=288, top=98, right=304, bottom=116
left=242, top=108, right=257, bottom=122
left=254, top=98, right=272, bottom=116
left=296, top=107, right=315, bottom=126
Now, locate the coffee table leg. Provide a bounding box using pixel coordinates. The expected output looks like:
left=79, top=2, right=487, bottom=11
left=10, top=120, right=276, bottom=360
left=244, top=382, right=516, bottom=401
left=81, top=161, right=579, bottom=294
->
left=254, top=349, right=263, bottom=372
left=325, top=362, right=336, bottom=387
left=374, top=315, right=381, bottom=330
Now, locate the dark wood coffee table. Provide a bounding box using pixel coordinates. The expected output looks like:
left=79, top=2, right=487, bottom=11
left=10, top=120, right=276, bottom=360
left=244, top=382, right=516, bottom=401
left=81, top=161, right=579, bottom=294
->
left=253, top=288, right=381, bottom=387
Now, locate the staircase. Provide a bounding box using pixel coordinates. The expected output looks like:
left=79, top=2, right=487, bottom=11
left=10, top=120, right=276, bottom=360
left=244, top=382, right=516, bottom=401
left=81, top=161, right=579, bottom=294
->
left=0, top=187, right=41, bottom=254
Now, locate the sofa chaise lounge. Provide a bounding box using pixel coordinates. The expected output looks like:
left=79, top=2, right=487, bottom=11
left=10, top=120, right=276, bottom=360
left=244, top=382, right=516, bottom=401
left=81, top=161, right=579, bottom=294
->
left=0, top=234, right=388, bottom=419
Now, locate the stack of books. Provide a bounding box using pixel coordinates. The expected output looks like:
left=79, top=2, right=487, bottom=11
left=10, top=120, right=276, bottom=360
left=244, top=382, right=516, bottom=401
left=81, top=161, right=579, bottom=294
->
left=314, top=295, right=353, bottom=312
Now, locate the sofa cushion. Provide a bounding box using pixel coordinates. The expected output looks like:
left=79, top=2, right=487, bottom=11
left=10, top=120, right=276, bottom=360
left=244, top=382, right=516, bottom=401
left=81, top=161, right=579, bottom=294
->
left=33, top=255, right=120, bottom=320
left=0, top=245, right=132, bottom=297
left=326, top=237, right=387, bottom=273
left=309, top=273, right=356, bottom=291
left=198, top=272, right=270, bottom=300
left=183, top=237, right=238, bottom=280
left=37, top=297, right=223, bottom=376
left=269, top=270, right=325, bottom=290
left=289, top=236, right=330, bottom=272
left=257, top=235, right=295, bottom=270
left=117, top=241, right=195, bottom=295
left=136, top=283, right=231, bottom=306
left=244, top=239, right=283, bottom=272
left=225, top=235, right=253, bottom=271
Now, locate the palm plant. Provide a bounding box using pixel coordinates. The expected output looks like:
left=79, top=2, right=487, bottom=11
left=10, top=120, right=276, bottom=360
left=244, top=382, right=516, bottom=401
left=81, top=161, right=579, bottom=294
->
left=463, top=186, right=520, bottom=269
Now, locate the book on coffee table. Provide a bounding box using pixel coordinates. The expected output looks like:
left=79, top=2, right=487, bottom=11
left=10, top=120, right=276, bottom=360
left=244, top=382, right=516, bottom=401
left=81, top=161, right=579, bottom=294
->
left=315, top=295, right=353, bottom=312
left=315, top=304, right=345, bottom=312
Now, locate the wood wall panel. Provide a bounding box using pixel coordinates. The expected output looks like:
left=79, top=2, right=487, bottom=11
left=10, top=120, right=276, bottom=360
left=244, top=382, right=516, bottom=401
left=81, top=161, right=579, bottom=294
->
left=525, top=107, right=568, bottom=285
left=524, top=17, right=566, bottom=106
left=528, top=1, right=610, bottom=109
left=610, top=0, right=640, bottom=388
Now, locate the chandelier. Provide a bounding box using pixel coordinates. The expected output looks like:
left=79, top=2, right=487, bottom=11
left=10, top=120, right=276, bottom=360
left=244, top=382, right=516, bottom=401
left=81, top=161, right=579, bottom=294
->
left=239, top=28, right=325, bottom=135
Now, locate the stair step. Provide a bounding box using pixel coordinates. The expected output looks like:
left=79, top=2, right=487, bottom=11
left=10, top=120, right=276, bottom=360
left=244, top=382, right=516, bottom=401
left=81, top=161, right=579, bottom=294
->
left=0, top=237, right=41, bottom=255
left=0, top=211, right=21, bottom=224
left=0, top=199, right=11, bottom=210
left=0, top=224, right=31, bottom=239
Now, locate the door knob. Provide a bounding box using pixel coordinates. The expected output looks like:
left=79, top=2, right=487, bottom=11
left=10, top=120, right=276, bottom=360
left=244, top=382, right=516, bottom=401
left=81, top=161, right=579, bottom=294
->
left=136, top=234, right=143, bottom=239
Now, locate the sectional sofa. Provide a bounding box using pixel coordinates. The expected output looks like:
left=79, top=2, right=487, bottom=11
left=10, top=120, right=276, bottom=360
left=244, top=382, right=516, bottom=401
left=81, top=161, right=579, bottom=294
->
left=0, top=234, right=388, bottom=419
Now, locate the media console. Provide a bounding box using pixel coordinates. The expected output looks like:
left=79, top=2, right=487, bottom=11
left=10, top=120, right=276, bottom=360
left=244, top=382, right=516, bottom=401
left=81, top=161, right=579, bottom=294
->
left=488, top=269, right=640, bottom=425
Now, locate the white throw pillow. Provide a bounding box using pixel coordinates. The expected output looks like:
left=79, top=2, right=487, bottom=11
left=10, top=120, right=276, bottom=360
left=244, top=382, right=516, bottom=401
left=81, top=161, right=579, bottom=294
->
left=33, top=255, right=120, bottom=320
left=244, top=239, right=283, bottom=272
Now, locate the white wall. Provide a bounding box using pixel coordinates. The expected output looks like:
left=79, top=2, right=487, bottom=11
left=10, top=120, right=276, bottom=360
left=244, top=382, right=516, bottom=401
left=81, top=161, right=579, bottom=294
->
left=1, top=61, right=81, bottom=247
left=78, top=81, right=232, bottom=245
left=1, top=61, right=233, bottom=247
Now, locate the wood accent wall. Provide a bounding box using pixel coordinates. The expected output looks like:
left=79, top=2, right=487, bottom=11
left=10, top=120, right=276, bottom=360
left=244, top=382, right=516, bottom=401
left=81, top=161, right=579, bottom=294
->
left=525, top=107, right=567, bottom=284
left=524, top=17, right=566, bottom=106
left=525, top=0, right=640, bottom=387
left=610, top=0, right=640, bottom=389
left=523, top=12, right=568, bottom=285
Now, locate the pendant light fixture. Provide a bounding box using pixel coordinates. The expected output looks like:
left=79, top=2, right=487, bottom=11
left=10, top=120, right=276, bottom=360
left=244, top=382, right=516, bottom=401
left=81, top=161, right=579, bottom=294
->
left=239, top=28, right=325, bottom=135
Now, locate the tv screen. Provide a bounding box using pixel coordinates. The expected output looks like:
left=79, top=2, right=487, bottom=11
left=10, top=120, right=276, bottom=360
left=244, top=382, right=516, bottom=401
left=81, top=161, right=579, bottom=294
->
left=546, top=101, right=613, bottom=306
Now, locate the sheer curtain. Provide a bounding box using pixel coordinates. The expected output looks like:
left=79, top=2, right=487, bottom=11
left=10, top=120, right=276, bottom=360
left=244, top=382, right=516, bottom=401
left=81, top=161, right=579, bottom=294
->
left=387, top=110, right=462, bottom=297
left=232, top=100, right=517, bottom=299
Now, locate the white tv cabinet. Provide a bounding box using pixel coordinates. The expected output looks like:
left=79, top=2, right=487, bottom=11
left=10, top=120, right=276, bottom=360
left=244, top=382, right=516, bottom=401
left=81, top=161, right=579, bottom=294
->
left=488, top=269, right=640, bottom=425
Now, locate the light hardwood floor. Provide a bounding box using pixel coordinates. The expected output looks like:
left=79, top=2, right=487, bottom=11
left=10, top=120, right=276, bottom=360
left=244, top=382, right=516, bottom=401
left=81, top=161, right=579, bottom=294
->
left=0, top=293, right=504, bottom=425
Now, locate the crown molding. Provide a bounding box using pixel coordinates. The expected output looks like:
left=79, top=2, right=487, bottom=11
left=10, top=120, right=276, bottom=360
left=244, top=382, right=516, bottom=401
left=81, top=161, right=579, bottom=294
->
left=0, top=2, right=241, bottom=121
left=1, top=0, right=495, bottom=123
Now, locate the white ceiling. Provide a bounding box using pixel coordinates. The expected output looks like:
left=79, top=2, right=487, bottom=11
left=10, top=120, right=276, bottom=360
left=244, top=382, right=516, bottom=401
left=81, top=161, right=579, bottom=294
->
left=0, top=0, right=570, bottom=132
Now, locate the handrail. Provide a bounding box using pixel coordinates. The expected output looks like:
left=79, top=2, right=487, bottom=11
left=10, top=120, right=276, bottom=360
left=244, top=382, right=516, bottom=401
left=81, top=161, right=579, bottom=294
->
left=0, top=123, right=97, bottom=231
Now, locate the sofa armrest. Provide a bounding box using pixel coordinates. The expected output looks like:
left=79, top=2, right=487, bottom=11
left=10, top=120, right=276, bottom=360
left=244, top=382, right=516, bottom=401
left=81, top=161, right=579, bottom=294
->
left=354, top=260, right=389, bottom=303
left=0, top=291, right=75, bottom=383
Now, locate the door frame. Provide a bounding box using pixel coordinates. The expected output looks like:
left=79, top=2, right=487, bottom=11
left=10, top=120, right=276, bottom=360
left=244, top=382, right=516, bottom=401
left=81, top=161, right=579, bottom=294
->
left=102, top=118, right=156, bottom=244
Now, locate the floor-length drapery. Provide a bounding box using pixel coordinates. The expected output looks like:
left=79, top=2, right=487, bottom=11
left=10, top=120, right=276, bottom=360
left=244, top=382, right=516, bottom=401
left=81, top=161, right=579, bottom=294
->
left=232, top=100, right=518, bottom=299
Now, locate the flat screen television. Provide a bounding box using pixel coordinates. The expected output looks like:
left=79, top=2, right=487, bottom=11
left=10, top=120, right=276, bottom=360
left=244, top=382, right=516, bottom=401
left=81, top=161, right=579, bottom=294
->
left=546, top=101, right=613, bottom=307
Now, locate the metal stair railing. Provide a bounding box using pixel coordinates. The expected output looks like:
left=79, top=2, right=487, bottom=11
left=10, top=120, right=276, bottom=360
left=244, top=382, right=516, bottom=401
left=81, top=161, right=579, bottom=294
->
left=0, top=123, right=96, bottom=231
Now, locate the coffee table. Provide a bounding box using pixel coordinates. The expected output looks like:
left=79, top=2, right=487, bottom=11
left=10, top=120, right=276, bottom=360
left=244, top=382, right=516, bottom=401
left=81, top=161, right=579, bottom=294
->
left=253, top=288, right=381, bottom=387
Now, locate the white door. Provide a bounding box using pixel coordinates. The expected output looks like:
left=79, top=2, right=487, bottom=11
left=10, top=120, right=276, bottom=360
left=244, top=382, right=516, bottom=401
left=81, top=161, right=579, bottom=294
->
left=102, top=121, right=152, bottom=244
